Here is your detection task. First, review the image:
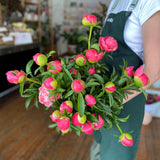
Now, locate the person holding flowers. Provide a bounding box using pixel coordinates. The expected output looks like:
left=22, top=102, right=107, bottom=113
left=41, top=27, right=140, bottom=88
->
left=91, top=0, right=160, bottom=160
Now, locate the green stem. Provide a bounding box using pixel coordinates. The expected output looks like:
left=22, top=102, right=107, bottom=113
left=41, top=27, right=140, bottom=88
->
left=116, top=123, right=123, bottom=134
left=103, top=51, right=106, bottom=56
left=92, top=105, right=104, bottom=112
left=26, top=77, right=42, bottom=85
left=122, top=82, right=135, bottom=90
left=88, top=26, right=93, bottom=49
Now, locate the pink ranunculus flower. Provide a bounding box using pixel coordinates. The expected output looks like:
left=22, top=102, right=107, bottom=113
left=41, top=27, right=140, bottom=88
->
left=33, top=53, right=47, bottom=66
left=86, top=49, right=103, bottom=63
left=48, top=60, right=62, bottom=74
left=92, top=113, right=104, bottom=129
left=88, top=67, right=96, bottom=75
left=105, top=82, right=116, bottom=93
left=155, top=94, right=160, bottom=101
left=99, top=36, right=118, bottom=52
left=82, top=13, right=97, bottom=26
left=57, top=117, right=70, bottom=134
left=50, top=110, right=61, bottom=122
left=69, top=68, right=77, bottom=75
left=60, top=100, right=73, bottom=113
left=119, top=133, right=133, bottom=147
left=44, top=77, right=57, bottom=90
left=6, top=70, right=26, bottom=84
left=71, top=79, right=85, bottom=93
left=39, top=84, right=60, bottom=107
left=134, top=65, right=149, bottom=87
left=85, top=94, right=96, bottom=107
left=81, top=121, right=94, bottom=134
left=72, top=112, right=87, bottom=126
left=124, top=66, right=134, bottom=77
left=75, top=54, right=87, bottom=66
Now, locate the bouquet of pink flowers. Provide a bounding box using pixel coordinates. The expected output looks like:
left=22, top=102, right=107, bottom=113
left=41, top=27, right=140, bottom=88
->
left=6, top=14, right=149, bottom=147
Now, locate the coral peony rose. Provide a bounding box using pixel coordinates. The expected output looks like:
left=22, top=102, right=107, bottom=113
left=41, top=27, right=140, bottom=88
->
left=85, top=94, right=96, bottom=106
left=60, top=100, right=73, bottom=113
left=50, top=110, right=61, bottom=122
left=88, top=67, right=96, bottom=75
left=48, top=60, right=62, bottom=74
left=81, top=121, right=94, bottom=134
left=86, top=49, right=103, bottom=63
left=82, top=13, right=97, bottom=26
left=33, top=53, right=47, bottom=66
left=75, top=54, right=87, bottom=66
left=119, top=133, right=133, bottom=147
left=99, top=36, right=118, bottom=52
left=57, top=117, right=70, bottom=133
left=92, top=113, right=104, bottom=129
left=6, top=70, right=26, bottom=84
left=71, top=79, right=85, bottom=92
left=72, top=112, right=87, bottom=126
left=105, top=82, right=116, bottom=93
left=44, top=77, right=57, bottom=90
left=134, top=65, right=149, bottom=87
left=124, top=66, right=134, bottom=77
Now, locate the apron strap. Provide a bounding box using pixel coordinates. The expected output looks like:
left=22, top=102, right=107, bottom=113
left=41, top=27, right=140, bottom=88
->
left=128, top=0, right=139, bottom=11
left=110, top=0, right=139, bottom=12
left=110, top=0, right=119, bottom=12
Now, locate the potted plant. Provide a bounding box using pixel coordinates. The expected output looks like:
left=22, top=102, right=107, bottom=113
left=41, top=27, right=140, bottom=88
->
left=61, top=29, right=81, bottom=55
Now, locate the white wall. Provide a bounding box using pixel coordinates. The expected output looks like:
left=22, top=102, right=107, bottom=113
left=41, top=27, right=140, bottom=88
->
left=52, top=0, right=112, bottom=55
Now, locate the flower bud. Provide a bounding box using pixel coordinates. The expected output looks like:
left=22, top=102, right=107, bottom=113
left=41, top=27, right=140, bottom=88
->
left=57, top=117, right=70, bottom=134
left=82, top=14, right=97, bottom=26
left=60, top=100, right=73, bottom=113
left=99, top=36, right=118, bottom=52
left=33, top=53, right=47, bottom=66
left=50, top=110, right=61, bottom=122
left=85, top=94, right=96, bottom=107
left=92, top=113, right=104, bottom=129
left=119, top=133, right=133, bottom=147
left=48, top=60, right=62, bottom=74
left=69, top=68, right=77, bottom=75
left=86, top=49, right=103, bottom=63
left=72, top=112, right=87, bottom=126
left=134, top=65, right=149, bottom=87
left=75, top=54, right=87, bottom=66
left=124, top=66, right=134, bottom=77
left=44, top=77, right=57, bottom=90
left=71, top=79, right=85, bottom=93
left=105, top=82, right=116, bottom=93
left=88, top=67, right=96, bottom=75
left=6, top=70, right=26, bottom=84
left=81, top=121, right=94, bottom=134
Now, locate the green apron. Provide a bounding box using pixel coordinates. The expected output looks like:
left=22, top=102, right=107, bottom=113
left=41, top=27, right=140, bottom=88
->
left=93, top=1, right=146, bottom=160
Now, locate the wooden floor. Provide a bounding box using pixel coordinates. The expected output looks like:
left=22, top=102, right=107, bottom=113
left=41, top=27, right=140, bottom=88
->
left=0, top=90, right=160, bottom=160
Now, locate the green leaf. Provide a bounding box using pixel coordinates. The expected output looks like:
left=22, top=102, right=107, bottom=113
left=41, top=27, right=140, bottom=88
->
left=141, top=88, right=148, bottom=100
left=118, top=78, right=128, bottom=86
left=25, top=96, right=33, bottom=109
left=96, top=90, right=105, bottom=98
left=87, top=114, right=99, bottom=123
left=90, top=43, right=100, bottom=52
left=47, top=50, right=56, bottom=58
left=26, top=59, right=34, bottom=74
left=48, top=123, right=57, bottom=128
left=62, top=66, right=73, bottom=81
left=86, top=82, right=100, bottom=88
left=78, top=93, right=86, bottom=117
left=93, top=74, right=104, bottom=83
left=65, top=90, right=74, bottom=99
left=108, top=93, right=114, bottom=106
left=19, top=82, right=24, bottom=95
left=34, top=95, right=39, bottom=108
left=95, top=25, right=102, bottom=30
left=78, top=35, right=88, bottom=42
